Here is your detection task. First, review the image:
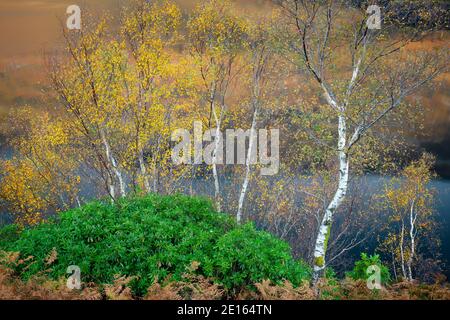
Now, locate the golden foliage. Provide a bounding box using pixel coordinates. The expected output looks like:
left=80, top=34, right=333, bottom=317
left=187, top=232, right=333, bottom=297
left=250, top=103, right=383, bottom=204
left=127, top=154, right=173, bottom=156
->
left=0, top=108, right=80, bottom=226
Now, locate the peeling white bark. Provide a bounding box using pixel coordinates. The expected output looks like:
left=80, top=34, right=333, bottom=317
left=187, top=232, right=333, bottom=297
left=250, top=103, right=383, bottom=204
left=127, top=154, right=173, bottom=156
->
left=312, top=114, right=349, bottom=283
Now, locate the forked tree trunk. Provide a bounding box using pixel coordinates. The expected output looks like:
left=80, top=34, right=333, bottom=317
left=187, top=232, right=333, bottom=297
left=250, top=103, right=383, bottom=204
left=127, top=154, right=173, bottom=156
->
left=100, top=129, right=126, bottom=198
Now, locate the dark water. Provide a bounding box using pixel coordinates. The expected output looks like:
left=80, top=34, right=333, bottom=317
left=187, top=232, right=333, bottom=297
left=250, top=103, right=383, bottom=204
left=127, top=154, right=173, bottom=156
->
left=356, top=175, right=450, bottom=277
left=424, top=179, right=450, bottom=273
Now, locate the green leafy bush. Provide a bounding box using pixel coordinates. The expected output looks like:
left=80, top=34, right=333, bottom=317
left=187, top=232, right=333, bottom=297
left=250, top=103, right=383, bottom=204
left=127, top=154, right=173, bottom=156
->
left=347, top=253, right=391, bottom=285
left=0, top=224, right=20, bottom=247
left=202, top=223, right=311, bottom=291
left=0, top=194, right=310, bottom=296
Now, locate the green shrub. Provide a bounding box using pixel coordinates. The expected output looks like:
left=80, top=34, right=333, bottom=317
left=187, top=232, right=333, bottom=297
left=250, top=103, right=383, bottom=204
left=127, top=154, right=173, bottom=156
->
left=347, top=253, right=391, bottom=285
left=0, top=224, right=20, bottom=247
left=202, top=223, right=311, bottom=291
left=0, top=194, right=310, bottom=296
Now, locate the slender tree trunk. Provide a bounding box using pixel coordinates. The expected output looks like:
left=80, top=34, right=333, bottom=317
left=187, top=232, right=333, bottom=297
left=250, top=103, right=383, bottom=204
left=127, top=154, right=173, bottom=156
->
left=407, top=199, right=416, bottom=282
left=400, top=221, right=407, bottom=280
left=236, top=107, right=258, bottom=224
left=100, top=129, right=126, bottom=197
left=206, top=80, right=222, bottom=212
left=392, top=252, right=398, bottom=282
left=76, top=196, right=82, bottom=208
left=107, top=173, right=116, bottom=202
left=138, top=148, right=151, bottom=193
left=210, top=86, right=223, bottom=212
left=212, top=111, right=222, bottom=212
left=312, top=115, right=349, bottom=285
left=152, top=161, right=159, bottom=193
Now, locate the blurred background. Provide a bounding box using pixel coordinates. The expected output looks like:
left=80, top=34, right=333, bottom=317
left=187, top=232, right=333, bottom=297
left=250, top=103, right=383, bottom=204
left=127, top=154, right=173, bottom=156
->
left=0, top=0, right=448, bottom=176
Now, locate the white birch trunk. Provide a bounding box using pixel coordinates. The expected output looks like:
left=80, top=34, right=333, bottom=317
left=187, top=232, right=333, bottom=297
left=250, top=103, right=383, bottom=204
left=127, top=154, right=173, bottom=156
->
left=236, top=107, right=258, bottom=224
left=210, top=95, right=222, bottom=212
left=206, top=81, right=222, bottom=212
left=407, top=199, right=416, bottom=281
left=312, top=115, right=349, bottom=283
left=100, top=129, right=126, bottom=198
left=76, top=196, right=82, bottom=208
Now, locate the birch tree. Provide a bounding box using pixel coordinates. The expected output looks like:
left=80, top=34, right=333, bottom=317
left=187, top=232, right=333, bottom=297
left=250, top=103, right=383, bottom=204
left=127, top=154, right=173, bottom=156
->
left=51, top=21, right=129, bottom=200
left=236, top=21, right=272, bottom=224
left=120, top=0, right=184, bottom=194
left=380, top=153, right=437, bottom=282
left=188, top=0, right=247, bottom=211
left=51, top=2, right=195, bottom=198
left=275, top=0, right=447, bottom=284
left=0, top=108, right=80, bottom=226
